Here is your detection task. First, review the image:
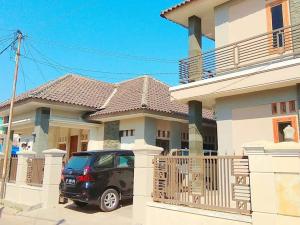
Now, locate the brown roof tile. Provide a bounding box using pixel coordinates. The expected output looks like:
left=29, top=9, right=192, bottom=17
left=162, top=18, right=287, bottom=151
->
left=0, top=74, right=214, bottom=121
left=0, top=74, right=115, bottom=110
left=161, top=0, right=198, bottom=18
left=89, top=76, right=214, bottom=121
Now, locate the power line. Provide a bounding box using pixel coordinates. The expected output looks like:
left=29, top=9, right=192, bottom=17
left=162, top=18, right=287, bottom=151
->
left=19, top=60, right=27, bottom=91
left=23, top=42, right=47, bottom=82
left=27, top=36, right=178, bottom=64
left=21, top=42, right=178, bottom=78
left=0, top=37, right=18, bottom=56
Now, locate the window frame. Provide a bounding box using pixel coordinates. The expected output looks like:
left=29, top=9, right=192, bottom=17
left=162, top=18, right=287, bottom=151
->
left=266, top=0, right=291, bottom=52
left=93, top=153, right=116, bottom=169
left=272, top=116, right=299, bottom=143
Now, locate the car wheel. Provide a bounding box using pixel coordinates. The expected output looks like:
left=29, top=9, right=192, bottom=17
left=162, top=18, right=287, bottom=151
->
left=73, top=200, right=88, bottom=208
left=100, top=189, right=120, bottom=212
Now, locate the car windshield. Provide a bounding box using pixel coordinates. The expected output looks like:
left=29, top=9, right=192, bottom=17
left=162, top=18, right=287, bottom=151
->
left=65, top=155, right=91, bottom=170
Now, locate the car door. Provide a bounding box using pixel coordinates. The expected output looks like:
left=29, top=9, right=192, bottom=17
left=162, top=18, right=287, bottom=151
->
left=115, top=153, right=134, bottom=198
left=92, top=152, right=116, bottom=196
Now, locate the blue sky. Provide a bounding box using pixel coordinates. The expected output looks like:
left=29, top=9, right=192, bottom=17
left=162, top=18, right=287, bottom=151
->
left=0, top=0, right=214, bottom=101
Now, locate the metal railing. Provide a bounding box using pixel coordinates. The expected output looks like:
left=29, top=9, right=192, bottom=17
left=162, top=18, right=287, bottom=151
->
left=26, top=157, right=45, bottom=187
left=179, top=23, right=300, bottom=83
left=8, top=155, right=18, bottom=183
left=153, top=156, right=251, bottom=215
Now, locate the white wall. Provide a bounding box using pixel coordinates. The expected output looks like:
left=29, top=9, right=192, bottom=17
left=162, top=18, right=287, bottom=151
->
left=215, top=0, right=268, bottom=47
left=216, top=86, right=298, bottom=155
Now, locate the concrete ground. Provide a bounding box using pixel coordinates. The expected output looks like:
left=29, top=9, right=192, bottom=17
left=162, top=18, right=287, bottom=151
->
left=0, top=202, right=132, bottom=225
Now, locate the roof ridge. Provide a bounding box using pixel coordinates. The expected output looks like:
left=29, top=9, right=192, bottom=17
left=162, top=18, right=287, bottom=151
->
left=141, top=76, right=149, bottom=108
left=99, top=85, right=119, bottom=110
left=116, top=75, right=149, bottom=85
left=29, top=74, right=72, bottom=97
left=67, top=74, right=114, bottom=86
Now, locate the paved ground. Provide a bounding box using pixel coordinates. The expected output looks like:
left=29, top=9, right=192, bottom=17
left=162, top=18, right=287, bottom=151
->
left=0, top=202, right=132, bottom=225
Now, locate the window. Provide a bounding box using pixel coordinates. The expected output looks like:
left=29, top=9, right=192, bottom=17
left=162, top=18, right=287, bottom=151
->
left=280, top=102, right=287, bottom=114
left=272, top=103, right=278, bottom=115
left=117, top=155, right=134, bottom=168
left=94, top=153, right=114, bottom=168
left=273, top=116, right=299, bottom=143
left=157, top=130, right=161, bottom=137
left=81, top=142, right=88, bottom=151
left=266, top=0, right=290, bottom=49
left=289, top=100, right=296, bottom=112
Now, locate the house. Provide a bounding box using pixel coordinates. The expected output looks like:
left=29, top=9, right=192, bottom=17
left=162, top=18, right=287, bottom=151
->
left=161, top=0, right=300, bottom=155
left=130, top=1, right=300, bottom=225
left=0, top=74, right=216, bottom=157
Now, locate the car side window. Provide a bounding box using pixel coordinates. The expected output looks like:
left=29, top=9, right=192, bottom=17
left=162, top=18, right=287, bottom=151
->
left=117, top=155, right=134, bottom=168
left=94, top=153, right=115, bottom=168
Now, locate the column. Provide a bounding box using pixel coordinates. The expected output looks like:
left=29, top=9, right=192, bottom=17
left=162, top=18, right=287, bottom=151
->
left=103, top=121, right=120, bottom=149
left=42, top=149, right=65, bottom=208
left=188, top=101, right=203, bottom=156
left=244, top=141, right=300, bottom=225
left=170, top=121, right=182, bottom=150
left=132, top=144, right=163, bottom=225
left=15, top=150, right=36, bottom=185
left=188, top=16, right=203, bottom=81
left=32, top=108, right=50, bottom=155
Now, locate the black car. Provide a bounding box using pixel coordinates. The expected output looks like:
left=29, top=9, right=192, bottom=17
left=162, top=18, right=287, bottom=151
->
left=59, top=150, right=134, bottom=212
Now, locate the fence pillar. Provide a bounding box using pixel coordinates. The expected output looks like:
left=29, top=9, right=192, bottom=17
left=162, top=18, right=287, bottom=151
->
left=132, top=144, right=163, bottom=225
left=244, top=141, right=300, bottom=225
left=42, top=149, right=65, bottom=208
left=16, top=150, right=36, bottom=185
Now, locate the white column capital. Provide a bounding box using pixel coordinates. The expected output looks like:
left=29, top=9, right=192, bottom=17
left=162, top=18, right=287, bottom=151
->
left=132, top=144, right=163, bottom=155
left=243, top=141, right=300, bottom=157
left=43, top=149, right=66, bottom=157
left=17, top=150, right=36, bottom=157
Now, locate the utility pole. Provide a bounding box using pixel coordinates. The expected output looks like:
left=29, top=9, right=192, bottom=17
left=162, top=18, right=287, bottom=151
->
left=0, top=30, right=23, bottom=200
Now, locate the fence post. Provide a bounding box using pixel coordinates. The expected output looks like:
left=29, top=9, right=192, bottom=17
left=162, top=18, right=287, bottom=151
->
left=244, top=141, right=300, bottom=225
left=131, top=144, right=163, bottom=225
left=42, top=149, right=65, bottom=208
left=16, top=150, right=36, bottom=185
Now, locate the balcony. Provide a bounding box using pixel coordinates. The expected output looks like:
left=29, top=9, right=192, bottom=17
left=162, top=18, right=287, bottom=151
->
left=179, top=24, right=300, bottom=84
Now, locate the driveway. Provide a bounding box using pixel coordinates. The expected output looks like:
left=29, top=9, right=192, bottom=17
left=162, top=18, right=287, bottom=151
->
left=0, top=202, right=132, bottom=225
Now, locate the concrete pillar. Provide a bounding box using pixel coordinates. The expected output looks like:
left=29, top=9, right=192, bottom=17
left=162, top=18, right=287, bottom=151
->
left=42, top=149, right=65, bottom=208
left=103, top=121, right=120, bottom=149
left=170, top=121, right=182, bottom=149
left=188, top=16, right=202, bottom=81
left=88, top=126, right=104, bottom=150
left=32, top=108, right=50, bottom=155
left=289, top=0, right=300, bottom=54
left=132, top=144, right=163, bottom=225
left=15, top=150, right=36, bottom=185
left=244, top=141, right=300, bottom=225
left=188, top=101, right=203, bottom=156
left=297, top=84, right=300, bottom=137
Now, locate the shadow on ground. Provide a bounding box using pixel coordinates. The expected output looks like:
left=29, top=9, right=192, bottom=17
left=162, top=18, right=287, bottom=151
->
left=64, top=200, right=133, bottom=214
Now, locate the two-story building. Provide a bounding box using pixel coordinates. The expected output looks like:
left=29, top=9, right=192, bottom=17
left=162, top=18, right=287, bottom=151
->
left=162, top=0, right=300, bottom=155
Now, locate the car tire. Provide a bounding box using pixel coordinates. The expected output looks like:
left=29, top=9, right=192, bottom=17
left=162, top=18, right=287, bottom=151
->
left=73, top=200, right=88, bottom=208
left=99, top=189, right=120, bottom=212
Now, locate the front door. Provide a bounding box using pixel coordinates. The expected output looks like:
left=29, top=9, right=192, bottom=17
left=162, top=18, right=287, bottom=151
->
left=69, top=136, right=78, bottom=157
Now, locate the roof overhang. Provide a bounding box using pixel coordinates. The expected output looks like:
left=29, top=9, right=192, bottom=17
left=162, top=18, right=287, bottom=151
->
left=88, top=109, right=189, bottom=123
left=161, top=0, right=230, bottom=40
left=0, top=99, right=94, bottom=117
left=170, top=58, right=300, bottom=108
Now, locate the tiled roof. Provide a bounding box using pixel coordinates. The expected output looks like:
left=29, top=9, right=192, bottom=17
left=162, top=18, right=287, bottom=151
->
left=89, top=76, right=214, bottom=121
left=161, top=0, right=198, bottom=17
left=0, top=74, right=115, bottom=110
left=0, top=74, right=214, bottom=121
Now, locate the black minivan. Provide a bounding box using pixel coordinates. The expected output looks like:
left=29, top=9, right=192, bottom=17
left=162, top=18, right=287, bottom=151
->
left=59, top=150, right=134, bottom=212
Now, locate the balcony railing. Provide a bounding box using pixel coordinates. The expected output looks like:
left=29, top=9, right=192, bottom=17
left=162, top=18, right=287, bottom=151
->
left=153, top=156, right=251, bottom=215
left=179, top=23, right=300, bottom=84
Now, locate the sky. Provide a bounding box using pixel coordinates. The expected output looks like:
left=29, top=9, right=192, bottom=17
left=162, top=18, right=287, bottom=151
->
left=0, top=0, right=214, bottom=102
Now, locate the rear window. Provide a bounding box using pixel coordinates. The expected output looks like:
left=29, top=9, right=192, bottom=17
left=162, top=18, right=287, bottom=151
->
left=65, top=155, right=91, bottom=170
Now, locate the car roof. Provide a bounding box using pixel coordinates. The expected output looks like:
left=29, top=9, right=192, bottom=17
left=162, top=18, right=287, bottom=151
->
left=72, top=150, right=134, bottom=156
